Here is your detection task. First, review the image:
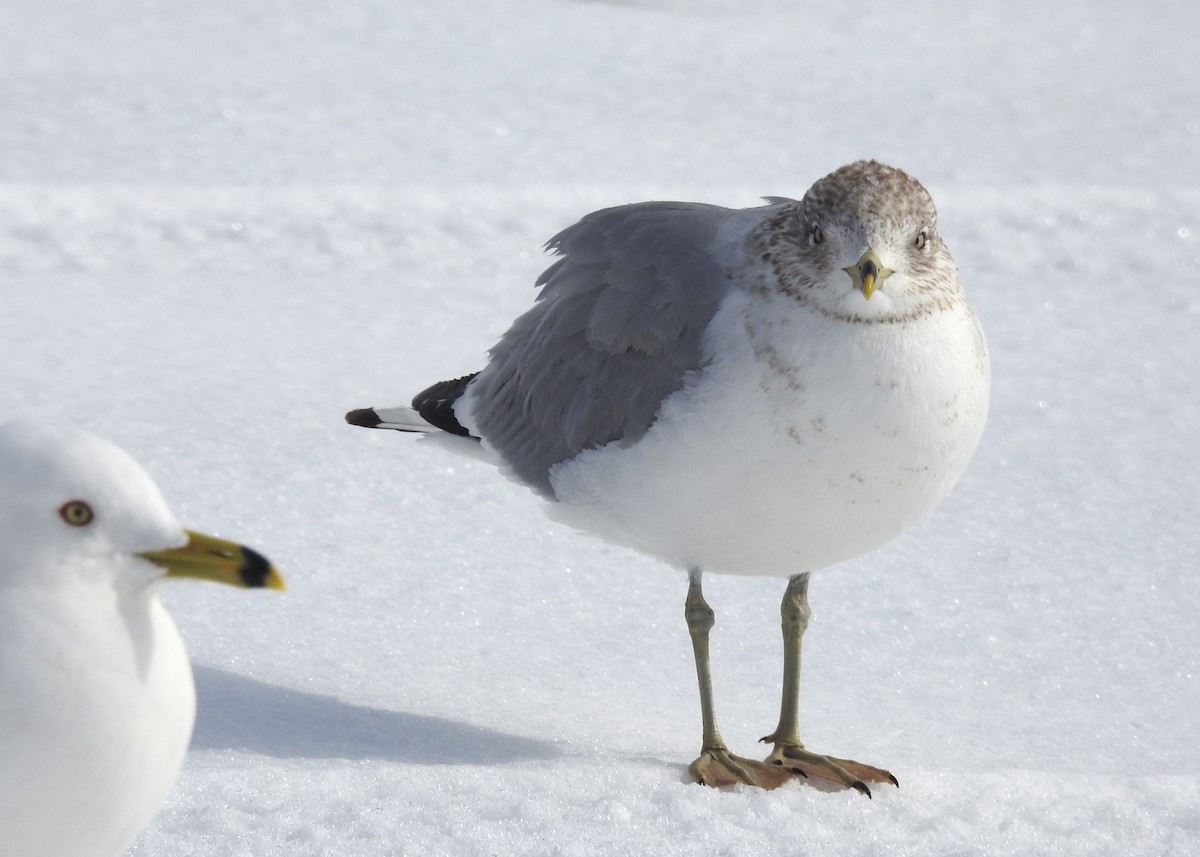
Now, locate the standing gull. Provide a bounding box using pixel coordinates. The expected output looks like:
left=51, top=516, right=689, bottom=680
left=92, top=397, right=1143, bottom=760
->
left=347, top=160, right=990, bottom=792
left=0, top=422, right=284, bottom=855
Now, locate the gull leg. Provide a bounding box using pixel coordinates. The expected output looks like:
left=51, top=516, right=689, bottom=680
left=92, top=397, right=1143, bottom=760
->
left=685, top=569, right=790, bottom=790
left=760, top=572, right=898, bottom=796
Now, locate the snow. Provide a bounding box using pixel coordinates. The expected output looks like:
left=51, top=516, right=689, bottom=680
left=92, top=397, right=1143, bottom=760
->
left=2, top=0, right=1198, bottom=854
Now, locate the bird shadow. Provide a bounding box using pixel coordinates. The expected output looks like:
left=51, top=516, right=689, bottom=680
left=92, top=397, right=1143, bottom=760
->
left=190, top=664, right=562, bottom=765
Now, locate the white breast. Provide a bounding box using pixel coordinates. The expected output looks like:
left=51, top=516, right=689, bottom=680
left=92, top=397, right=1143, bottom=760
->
left=548, top=289, right=990, bottom=576
left=0, top=575, right=195, bottom=857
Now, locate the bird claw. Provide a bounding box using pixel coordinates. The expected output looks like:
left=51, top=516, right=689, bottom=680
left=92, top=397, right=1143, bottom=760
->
left=762, top=743, right=897, bottom=796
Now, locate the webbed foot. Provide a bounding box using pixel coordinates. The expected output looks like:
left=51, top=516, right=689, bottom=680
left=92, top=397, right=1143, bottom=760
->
left=689, top=746, right=794, bottom=790
left=760, top=737, right=897, bottom=797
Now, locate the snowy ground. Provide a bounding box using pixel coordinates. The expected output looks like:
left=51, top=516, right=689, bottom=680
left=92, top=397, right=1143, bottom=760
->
left=2, top=1, right=1199, bottom=855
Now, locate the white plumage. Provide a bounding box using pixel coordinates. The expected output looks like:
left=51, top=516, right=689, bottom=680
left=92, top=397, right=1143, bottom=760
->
left=0, top=422, right=282, bottom=856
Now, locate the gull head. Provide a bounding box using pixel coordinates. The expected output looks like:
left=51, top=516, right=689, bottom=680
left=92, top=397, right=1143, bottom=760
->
left=754, top=160, right=962, bottom=322
left=0, top=422, right=282, bottom=591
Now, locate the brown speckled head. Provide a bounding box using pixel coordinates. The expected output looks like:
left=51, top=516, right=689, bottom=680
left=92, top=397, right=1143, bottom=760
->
left=751, top=160, right=962, bottom=323
left=800, top=160, right=937, bottom=236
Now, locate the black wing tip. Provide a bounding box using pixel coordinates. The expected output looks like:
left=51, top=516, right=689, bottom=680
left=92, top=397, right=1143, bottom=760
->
left=412, top=373, right=479, bottom=438
left=345, top=407, right=382, bottom=428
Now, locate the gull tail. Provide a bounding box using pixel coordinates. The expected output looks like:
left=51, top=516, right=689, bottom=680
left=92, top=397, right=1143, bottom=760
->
left=345, top=372, right=479, bottom=438
left=345, top=406, right=432, bottom=432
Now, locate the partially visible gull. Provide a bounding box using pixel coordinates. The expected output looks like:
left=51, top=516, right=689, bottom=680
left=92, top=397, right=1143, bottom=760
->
left=347, top=160, right=989, bottom=793
left=0, top=422, right=283, bottom=854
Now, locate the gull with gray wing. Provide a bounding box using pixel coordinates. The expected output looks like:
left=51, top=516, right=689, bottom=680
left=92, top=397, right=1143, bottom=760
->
left=347, top=160, right=989, bottom=793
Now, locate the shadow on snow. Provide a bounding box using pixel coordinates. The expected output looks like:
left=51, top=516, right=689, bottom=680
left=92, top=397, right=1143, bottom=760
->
left=190, top=664, right=562, bottom=765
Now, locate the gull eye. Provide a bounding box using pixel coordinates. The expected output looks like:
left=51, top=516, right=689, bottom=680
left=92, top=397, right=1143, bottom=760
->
left=59, top=500, right=95, bottom=527
left=915, top=228, right=928, bottom=250
left=809, top=224, right=823, bottom=246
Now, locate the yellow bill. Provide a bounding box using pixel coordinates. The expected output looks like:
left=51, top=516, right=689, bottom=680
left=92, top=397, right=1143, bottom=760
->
left=139, top=530, right=285, bottom=590
left=843, top=249, right=893, bottom=300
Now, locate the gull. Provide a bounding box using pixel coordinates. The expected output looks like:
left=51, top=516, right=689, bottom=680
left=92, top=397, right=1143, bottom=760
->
left=346, top=160, right=990, bottom=793
left=0, top=422, right=284, bottom=855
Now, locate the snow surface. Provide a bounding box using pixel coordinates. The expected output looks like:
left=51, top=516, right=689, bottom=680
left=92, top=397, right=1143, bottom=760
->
left=2, top=0, right=1198, bottom=854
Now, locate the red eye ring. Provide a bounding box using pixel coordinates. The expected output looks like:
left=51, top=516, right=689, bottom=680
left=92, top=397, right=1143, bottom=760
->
left=59, top=500, right=95, bottom=527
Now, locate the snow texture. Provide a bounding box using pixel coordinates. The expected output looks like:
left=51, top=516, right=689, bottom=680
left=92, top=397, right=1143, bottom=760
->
left=1, top=0, right=1198, bottom=854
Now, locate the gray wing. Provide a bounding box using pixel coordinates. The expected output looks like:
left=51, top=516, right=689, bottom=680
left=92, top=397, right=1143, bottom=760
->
left=463, top=201, right=742, bottom=495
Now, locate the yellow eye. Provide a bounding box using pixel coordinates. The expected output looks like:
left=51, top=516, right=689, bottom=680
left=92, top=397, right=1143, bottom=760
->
left=915, top=229, right=928, bottom=250
left=59, top=500, right=95, bottom=527
left=810, top=224, right=823, bottom=246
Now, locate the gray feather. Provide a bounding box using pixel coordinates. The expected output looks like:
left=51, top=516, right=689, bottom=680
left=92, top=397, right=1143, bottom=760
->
left=463, top=201, right=758, bottom=495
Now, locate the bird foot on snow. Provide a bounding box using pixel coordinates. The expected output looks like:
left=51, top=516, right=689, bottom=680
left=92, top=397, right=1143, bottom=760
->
left=760, top=737, right=898, bottom=797
left=689, top=746, right=794, bottom=790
